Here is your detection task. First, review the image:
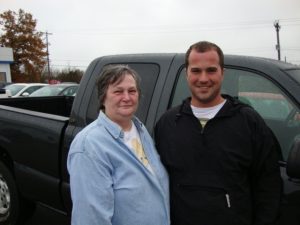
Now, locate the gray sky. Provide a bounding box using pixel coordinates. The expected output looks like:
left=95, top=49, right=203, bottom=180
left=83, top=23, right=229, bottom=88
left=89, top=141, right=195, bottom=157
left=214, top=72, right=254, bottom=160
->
left=1, top=0, right=300, bottom=70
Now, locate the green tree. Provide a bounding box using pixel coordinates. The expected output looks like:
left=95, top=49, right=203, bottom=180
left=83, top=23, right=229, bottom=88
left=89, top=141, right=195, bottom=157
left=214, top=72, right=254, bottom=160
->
left=0, top=9, right=47, bottom=82
left=41, top=68, right=84, bottom=83
left=57, top=68, right=83, bottom=83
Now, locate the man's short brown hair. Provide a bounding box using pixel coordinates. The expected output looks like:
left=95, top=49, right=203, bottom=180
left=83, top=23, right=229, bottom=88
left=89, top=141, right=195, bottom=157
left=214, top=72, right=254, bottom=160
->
left=185, top=41, right=224, bottom=69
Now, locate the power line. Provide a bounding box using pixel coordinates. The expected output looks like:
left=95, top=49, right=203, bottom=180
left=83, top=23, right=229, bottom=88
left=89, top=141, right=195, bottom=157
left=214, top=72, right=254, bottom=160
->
left=49, top=18, right=300, bottom=36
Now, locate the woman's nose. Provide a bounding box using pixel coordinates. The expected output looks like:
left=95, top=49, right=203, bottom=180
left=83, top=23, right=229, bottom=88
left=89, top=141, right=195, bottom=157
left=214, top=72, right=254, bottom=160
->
left=122, top=91, right=130, bottom=100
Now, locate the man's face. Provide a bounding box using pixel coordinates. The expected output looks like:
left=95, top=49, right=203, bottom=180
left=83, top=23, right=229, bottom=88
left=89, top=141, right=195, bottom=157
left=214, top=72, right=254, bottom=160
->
left=186, top=49, right=224, bottom=107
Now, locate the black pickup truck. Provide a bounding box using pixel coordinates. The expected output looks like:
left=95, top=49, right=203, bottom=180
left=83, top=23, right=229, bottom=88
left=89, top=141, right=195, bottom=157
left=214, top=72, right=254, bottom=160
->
left=0, top=54, right=300, bottom=225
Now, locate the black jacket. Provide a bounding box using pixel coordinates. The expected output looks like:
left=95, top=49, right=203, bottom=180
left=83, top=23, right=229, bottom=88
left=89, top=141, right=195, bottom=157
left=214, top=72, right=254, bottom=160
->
left=155, top=95, right=282, bottom=225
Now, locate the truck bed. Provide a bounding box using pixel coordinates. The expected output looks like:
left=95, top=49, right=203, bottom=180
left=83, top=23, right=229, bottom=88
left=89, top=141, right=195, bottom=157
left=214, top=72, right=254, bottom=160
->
left=0, top=96, right=74, bottom=117
left=0, top=96, right=72, bottom=211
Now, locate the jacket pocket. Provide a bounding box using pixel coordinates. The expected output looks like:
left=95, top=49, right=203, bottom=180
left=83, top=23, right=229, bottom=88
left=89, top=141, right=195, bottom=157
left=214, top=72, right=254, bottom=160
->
left=177, top=184, right=231, bottom=209
left=172, top=183, right=238, bottom=225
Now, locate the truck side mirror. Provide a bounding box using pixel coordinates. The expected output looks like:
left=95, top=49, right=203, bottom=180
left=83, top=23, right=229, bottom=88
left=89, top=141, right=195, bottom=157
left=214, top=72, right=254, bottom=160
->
left=286, top=137, right=300, bottom=179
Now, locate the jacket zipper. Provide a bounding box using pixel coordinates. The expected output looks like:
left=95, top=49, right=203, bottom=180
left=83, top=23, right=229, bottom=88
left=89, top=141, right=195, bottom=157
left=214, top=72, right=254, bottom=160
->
left=225, top=193, right=231, bottom=208
left=201, top=125, right=205, bottom=134
left=200, top=118, right=210, bottom=134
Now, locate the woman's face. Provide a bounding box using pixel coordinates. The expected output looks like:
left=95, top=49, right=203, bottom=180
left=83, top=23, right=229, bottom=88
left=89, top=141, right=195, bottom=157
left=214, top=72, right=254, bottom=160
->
left=103, top=73, right=139, bottom=126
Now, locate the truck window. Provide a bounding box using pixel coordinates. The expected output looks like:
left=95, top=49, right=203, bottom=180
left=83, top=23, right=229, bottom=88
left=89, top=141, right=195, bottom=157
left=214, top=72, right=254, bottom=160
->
left=86, top=63, right=159, bottom=124
left=225, top=69, right=300, bottom=160
left=170, top=67, right=300, bottom=161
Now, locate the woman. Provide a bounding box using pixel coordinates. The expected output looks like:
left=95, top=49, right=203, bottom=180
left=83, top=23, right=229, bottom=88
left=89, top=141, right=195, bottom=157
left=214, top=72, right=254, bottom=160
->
left=67, top=64, right=170, bottom=225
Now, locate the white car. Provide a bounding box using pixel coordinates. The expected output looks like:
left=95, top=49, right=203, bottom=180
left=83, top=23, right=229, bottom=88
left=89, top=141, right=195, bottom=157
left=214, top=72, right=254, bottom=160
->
left=4, top=83, right=48, bottom=97
left=30, top=83, right=78, bottom=97
left=0, top=88, right=11, bottom=98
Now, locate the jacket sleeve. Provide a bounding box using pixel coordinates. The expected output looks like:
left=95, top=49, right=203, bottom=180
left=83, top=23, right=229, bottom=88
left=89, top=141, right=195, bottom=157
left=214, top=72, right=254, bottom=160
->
left=67, top=136, right=114, bottom=225
left=154, top=115, right=169, bottom=165
left=249, top=111, right=283, bottom=225
left=154, top=115, right=166, bottom=157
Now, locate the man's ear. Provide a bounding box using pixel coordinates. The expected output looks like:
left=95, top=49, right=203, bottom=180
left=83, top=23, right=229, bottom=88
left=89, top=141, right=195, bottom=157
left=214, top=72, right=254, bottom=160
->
left=221, top=68, right=225, bottom=80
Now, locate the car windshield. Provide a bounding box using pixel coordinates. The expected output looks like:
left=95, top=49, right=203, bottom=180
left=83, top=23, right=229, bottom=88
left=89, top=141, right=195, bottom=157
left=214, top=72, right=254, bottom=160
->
left=286, top=69, right=300, bottom=84
left=30, top=85, right=73, bottom=96
left=5, top=84, right=26, bottom=96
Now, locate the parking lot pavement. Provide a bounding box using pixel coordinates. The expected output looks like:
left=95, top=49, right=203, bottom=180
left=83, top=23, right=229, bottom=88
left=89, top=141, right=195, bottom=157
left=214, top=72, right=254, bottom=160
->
left=24, top=204, right=70, bottom=225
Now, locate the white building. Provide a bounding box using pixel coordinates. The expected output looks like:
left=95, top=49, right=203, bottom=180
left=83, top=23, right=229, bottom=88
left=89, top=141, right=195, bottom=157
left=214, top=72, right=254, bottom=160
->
left=0, top=47, right=13, bottom=83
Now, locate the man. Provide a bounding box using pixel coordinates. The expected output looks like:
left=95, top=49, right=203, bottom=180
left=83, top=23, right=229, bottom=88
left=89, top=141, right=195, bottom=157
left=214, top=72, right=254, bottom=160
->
left=155, top=41, right=282, bottom=225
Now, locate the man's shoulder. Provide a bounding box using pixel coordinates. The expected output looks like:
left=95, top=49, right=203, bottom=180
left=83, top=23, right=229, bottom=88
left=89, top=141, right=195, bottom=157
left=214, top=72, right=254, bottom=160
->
left=155, top=105, right=183, bottom=133
left=159, top=104, right=182, bottom=121
left=238, top=104, right=263, bottom=120
left=224, top=95, right=262, bottom=120
left=234, top=103, right=272, bottom=134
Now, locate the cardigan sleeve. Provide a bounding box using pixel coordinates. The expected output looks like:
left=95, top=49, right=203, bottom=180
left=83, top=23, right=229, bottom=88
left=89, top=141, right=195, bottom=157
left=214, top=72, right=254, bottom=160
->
left=68, top=135, right=114, bottom=225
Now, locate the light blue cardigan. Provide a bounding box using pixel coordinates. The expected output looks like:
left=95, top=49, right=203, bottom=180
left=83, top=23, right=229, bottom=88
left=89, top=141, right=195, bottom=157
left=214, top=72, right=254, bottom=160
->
left=67, top=111, right=170, bottom=225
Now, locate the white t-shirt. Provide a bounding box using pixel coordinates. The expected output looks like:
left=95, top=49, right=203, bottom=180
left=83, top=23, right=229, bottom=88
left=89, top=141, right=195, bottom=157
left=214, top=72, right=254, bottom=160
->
left=191, top=100, right=226, bottom=127
left=124, top=123, right=153, bottom=173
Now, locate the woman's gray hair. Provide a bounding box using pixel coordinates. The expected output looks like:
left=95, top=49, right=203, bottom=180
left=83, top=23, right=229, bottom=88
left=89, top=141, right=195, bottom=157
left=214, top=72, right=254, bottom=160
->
left=96, top=64, right=141, bottom=111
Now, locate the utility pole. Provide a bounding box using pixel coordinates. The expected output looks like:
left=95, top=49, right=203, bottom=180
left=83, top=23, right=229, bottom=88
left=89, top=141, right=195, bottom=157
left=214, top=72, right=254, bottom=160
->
left=274, top=20, right=281, bottom=61
left=43, top=31, right=53, bottom=76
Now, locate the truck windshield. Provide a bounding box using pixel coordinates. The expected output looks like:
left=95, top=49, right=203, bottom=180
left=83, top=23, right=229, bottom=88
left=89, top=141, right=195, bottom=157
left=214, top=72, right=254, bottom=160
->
left=287, top=69, right=300, bottom=84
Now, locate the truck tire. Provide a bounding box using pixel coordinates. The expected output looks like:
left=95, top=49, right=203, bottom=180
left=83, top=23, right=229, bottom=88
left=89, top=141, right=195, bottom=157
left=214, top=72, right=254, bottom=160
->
left=0, top=161, right=21, bottom=225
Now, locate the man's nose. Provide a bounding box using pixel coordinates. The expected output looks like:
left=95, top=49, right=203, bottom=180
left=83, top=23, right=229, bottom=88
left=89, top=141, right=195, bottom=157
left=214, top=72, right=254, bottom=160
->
left=198, top=72, right=209, bottom=82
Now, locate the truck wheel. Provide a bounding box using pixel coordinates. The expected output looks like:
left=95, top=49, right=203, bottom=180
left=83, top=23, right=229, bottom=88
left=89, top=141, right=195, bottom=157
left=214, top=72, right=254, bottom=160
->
left=0, top=161, right=20, bottom=225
